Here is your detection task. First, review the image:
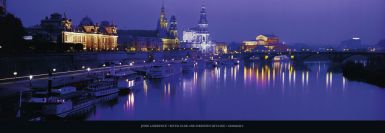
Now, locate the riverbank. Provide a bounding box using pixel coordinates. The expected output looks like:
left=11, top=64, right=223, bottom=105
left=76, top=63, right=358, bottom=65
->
left=342, top=60, right=385, bottom=88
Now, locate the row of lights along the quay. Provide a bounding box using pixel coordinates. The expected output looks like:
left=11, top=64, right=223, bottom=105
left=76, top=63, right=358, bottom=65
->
left=11, top=60, right=139, bottom=83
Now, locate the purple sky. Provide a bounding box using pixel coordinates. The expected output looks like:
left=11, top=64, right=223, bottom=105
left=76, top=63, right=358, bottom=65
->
left=8, top=0, right=385, bottom=45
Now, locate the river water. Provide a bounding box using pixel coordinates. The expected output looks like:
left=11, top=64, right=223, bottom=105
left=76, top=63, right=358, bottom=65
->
left=86, top=61, right=385, bottom=120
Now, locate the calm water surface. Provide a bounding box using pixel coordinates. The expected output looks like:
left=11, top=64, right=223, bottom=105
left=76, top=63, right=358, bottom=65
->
left=87, top=61, right=385, bottom=120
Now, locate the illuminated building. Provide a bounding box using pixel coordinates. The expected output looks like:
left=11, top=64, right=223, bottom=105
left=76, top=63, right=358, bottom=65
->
left=118, top=30, right=162, bottom=52
left=242, top=34, right=284, bottom=52
left=0, top=0, right=6, bottom=15
left=338, top=37, right=364, bottom=51
left=162, top=15, right=179, bottom=50
left=27, top=13, right=118, bottom=51
left=118, top=3, right=178, bottom=51
left=63, top=16, right=118, bottom=51
left=182, top=5, right=215, bottom=54
left=214, top=42, right=228, bottom=54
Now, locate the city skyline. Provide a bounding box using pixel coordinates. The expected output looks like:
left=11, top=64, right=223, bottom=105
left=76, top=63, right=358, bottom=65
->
left=8, top=0, right=385, bottom=45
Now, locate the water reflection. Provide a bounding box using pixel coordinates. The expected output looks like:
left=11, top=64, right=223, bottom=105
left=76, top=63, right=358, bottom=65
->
left=86, top=61, right=385, bottom=120
left=124, top=93, right=134, bottom=111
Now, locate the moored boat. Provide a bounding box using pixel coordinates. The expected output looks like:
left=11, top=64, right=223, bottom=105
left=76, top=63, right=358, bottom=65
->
left=181, top=59, right=196, bottom=71
left=88, top=78, right=119, bottom=97
left=147, top=62, right=182, bottom=79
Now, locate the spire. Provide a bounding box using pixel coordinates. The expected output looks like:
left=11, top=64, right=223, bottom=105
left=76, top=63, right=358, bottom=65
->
left=161, top=0, right=165, bottom=16
left=169, top=15, right=178, bottom=39
left=157, top=0, right=168, bottom=38
left=199, top=3, right=208, bottom=25
left=198, top=2, right=208, bottom=32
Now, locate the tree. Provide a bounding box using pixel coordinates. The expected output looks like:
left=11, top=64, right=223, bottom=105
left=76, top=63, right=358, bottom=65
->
left=376, top=39, right=385, bottom=50
left=0, top=13, right=27, bottom=54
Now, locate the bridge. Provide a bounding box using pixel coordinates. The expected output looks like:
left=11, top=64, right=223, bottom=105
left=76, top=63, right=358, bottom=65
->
left=242, top=51, right=385, bottom=62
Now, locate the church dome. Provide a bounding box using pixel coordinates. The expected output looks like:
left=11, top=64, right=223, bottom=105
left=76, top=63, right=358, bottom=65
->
left=79, top=16, right=94, bottom=26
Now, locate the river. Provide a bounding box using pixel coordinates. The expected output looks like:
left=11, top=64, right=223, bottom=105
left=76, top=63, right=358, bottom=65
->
left=84, top=61, right=385, bottom=120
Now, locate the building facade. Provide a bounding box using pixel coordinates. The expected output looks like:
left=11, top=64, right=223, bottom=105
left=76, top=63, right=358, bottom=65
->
left=118, top=30, right=162, bottom=52
left=338, top=37, right=363, bottom=51
left=118, top=3, right=179, bottom=51
left=182, top=5, right=215, bottom=54
left=63, top=16, right=118, bottom=51
left=158, top=4, right=179, bottom=50
left=28, top=13, right=118, bottom=51
left=242, top=34, right=284, bottom=52
left=214, top=42, right=228, bottom=54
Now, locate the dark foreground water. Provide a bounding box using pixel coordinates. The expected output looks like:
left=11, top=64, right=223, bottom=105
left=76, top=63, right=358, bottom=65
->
left=87, top=61, right=385, bottom=120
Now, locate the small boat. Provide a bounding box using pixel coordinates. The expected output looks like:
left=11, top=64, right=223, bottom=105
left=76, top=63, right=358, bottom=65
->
left=181, top=59, right=195, bottom=71
left=147, top=62, right=182, bottom=79
left=249, top=56, right=260, bottom=61
left=88, top=78, right=119, bottom=97
left=108, top=70, right=137, bottom=79
left=118, top=74, right=144, bottom=91
left=25, top=86, right=95, bottom=118
left=273, top=55, right=290, bottom=61
left=206, top=57, right=219, bottom=67
left=219, top=58, right=240, bottom=66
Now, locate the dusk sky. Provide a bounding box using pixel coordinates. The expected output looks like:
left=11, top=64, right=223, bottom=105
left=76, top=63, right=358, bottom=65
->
left=8, top=0, right=385, bottom=45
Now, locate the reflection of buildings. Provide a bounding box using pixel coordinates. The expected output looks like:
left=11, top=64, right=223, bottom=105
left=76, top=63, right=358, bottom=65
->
left=0, top=0, right=6, bottom=15
left=242, top=34, right=286, bottom=52
left=182, top=5, right=216, bottom=54
left=118, top=3, right=179, bottom=51
left=28, top=13, right=118, bottom=51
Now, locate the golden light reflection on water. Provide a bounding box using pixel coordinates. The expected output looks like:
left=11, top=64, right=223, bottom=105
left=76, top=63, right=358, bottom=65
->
left=326, top=72, right=333, bottom=89
left=124, top=93, right=135, bottom=111
left=144, top=80, right=148, bottom=96
left=241, top=62, right=333, bottom=93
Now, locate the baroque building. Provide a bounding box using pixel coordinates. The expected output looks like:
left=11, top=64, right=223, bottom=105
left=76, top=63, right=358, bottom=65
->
left=28, top=13, right=118, bottom=51
left=182, top=5, right=215, bottom=54
left=63, top=16, right=118, bottom=51
left=242, top=34, right=285, bottom=52
left=118, top=3, right=179, bottom=51
left=158, top=3, right=179, bottom=50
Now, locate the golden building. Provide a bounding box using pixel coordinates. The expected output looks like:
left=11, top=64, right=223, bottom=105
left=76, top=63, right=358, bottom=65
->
left=28, top=13, right=118, bottom=51
left=117, top=4, right=178, bottom=52
left=157, top=4, right=179, bottom=50
left=242, top=34, right=281, bottom=52
left=62, top=16, right=118, bottom=51
left=214, top=42, right=228, bottom=54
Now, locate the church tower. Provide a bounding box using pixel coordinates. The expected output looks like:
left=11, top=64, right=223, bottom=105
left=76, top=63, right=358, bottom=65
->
left=198, top=4, right=208, bottom=32
left=0, top=0, right=6, bottom=15
left=168, top=15, right=178, bottom=39
left=157, top=0, right=168, bottom=38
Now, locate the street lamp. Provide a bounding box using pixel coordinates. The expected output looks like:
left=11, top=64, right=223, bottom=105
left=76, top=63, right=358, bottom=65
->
left=29, top=75, right=33, bottom=88
left=82, top=66, right=85, bottom=69
left=87, top=67, right=91, bottom=76
left=13, top=72, right=18, bottom=79
left=52, top=68, right=56, bottom=79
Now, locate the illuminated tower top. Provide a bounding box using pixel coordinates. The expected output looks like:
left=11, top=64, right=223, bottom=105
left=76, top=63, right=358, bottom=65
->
left=157, top=0, right=168, bottom=38
left=158, top=0, right=168, bottom=30
left=198, top=4, right=208, bottom=32
left=168, top=15, right=178, bottom=39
